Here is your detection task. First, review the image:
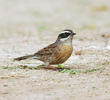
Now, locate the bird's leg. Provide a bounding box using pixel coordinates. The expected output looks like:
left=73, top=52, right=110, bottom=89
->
left=45, top=62, right=57, bottom=70
left=48, top=65, right=57, bottom=70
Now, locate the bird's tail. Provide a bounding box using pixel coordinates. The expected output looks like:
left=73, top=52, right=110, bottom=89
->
left=14, top=54, right=34, bottom=61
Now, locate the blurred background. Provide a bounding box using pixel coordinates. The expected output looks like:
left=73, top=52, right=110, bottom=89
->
left=0, top=0, right=110, bottom=100
left=0, top=0, right=110, bottom=37
left=0, top=0, right=110, bottom=74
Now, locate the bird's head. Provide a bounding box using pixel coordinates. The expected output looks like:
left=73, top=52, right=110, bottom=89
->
left=56, top=29, right=76, bottom=43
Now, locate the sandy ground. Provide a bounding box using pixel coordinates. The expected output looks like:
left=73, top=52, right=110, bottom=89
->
left=0, top=0, right=110, bottom=100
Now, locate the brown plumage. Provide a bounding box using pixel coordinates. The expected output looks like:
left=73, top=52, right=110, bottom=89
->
left=14, top=55, right=34, bottom=61
left=14, top=29, right=76, bottom=69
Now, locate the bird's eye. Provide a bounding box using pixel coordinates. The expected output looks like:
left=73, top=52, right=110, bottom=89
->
left=59, top=33, right=70, bottom=38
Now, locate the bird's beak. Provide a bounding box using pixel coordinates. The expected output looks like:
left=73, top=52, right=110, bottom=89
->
left=72, top=32, right=76, bottom=35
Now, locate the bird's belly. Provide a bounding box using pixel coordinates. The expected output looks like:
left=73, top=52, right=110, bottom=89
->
left=51, top=44, right=73, bottom=64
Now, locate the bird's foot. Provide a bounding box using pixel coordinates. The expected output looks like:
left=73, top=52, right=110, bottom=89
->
left=48, top=65, right=58, bottom=70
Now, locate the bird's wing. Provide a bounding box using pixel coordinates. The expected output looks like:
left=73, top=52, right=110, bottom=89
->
left=34, top=43, right=57, bottom=57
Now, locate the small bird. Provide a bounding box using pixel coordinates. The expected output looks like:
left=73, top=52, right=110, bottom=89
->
left=14, top=29, right=76, bottom=70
